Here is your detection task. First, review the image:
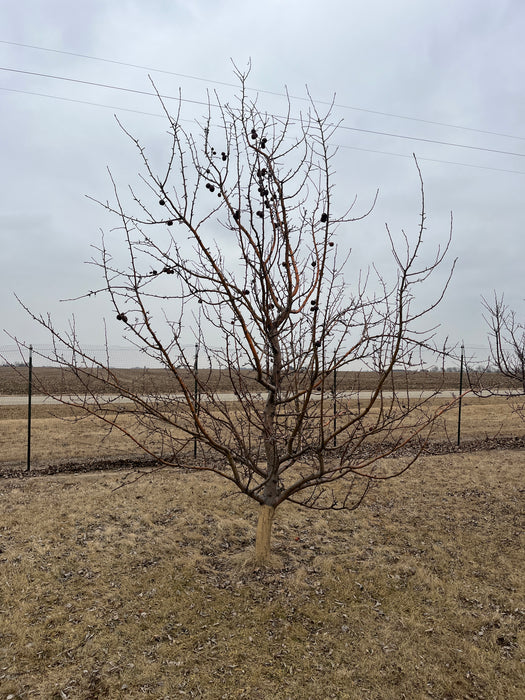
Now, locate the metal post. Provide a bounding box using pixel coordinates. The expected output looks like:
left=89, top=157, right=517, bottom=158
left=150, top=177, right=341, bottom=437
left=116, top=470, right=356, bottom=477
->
left=457, top=343, right=464, bottom=447
left=193, top=342, right=199, bottom=459
left=27, top=345, right=33, bottom=472
left=333, top=365, right=337, bottom=447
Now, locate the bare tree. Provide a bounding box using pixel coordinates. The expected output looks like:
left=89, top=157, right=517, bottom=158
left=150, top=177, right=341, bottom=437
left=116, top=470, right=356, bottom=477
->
left=482, top=293, right=525, bottom=418
left=19, top=70, right=456, bottom=563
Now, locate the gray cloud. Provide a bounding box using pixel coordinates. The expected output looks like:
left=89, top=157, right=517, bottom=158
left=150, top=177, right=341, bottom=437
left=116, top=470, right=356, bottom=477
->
left=1, top=0, right=524, bottom=364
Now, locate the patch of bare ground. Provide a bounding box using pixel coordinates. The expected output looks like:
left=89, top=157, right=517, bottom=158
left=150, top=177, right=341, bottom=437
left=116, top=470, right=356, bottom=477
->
left=0, top=445, right=523, bottom=698
left=1, top=365, right=522, bottom=396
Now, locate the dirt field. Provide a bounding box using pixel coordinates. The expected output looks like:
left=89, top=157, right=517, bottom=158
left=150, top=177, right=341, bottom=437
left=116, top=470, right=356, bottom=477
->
left=1, top=365, right=521, bottom=396
left=0, top=370, right=523, bottom=698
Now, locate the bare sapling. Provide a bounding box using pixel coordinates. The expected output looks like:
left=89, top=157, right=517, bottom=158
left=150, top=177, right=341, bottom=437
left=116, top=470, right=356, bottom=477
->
left=481, top=292, right=525, bottom=420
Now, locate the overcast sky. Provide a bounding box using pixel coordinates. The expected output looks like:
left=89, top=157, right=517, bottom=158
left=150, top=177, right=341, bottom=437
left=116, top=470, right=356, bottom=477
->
left=1, top=0, right=524, bottom=366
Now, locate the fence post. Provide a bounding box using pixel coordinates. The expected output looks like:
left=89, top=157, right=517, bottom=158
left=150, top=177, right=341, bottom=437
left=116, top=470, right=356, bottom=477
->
left=457, top=343, right=464, bottom=446
left=193, top=342, right=199, bottom=459
left=333, top=365, right=337, bottom=447
left=27, top=345, right=33, bottom=472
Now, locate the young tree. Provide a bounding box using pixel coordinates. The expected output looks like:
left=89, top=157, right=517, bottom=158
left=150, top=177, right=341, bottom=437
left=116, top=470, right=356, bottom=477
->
left=482, top=293, right=525, bottom=389
left=20, top=70, right=456, bottom=563
left=482, top=293, right=525, bottom=418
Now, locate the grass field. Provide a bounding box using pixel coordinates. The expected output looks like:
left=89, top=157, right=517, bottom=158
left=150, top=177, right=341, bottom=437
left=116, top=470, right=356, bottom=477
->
left=0, top=395, right=523, bottom=471
left=0, top=371, right=523, bottom=698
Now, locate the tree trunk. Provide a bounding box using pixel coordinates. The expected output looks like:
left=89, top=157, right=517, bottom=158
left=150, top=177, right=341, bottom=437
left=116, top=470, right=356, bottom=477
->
left=255, top=504, right=276, bottom=564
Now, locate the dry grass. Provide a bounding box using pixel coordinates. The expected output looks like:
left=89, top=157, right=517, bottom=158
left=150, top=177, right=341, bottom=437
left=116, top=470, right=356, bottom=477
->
left=0, top=451, right=523, bottom=699
left=1, top=396, right=524, bottom=470
left=0, top=382, right=524, bottom=698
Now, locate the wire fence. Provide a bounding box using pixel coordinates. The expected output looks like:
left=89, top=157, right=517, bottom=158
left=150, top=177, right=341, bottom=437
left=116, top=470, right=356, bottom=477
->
left=0, top=342, right=521, bottom=472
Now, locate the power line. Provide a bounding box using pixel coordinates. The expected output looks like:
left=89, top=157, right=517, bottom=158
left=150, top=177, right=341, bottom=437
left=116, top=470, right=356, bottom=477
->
left=2, top=65, right=525, bottom=160
left=2, top=38, right=524, bottom=143
left=336, top=123, right=525, bottom=158
left=3, top=85, right=525, bottom=176
left=337, top=143, right=525, bottom=175
left=0, top=66, right=208, bottom=107
left=0, top=86, right=166, bottom=119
